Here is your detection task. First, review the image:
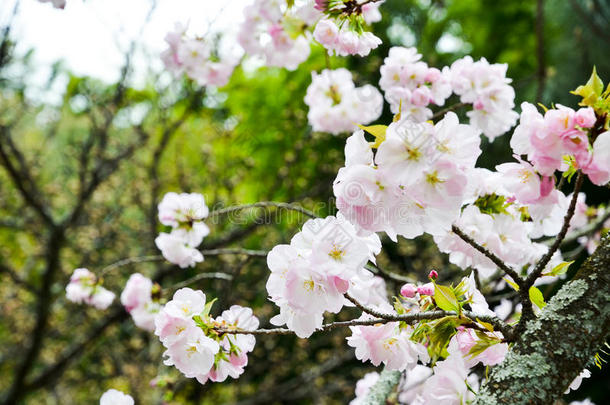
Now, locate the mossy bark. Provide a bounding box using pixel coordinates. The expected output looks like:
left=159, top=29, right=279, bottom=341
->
left=475, top=234, right=610, bottom=404
left=362, top=369, right=401, bottom=405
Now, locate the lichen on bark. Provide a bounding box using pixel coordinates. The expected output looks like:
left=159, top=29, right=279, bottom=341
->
left=362, top=368, right=401, bottom=405
left=475, top=234, right=610, bottom=405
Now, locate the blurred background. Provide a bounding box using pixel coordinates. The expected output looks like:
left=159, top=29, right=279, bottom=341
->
left=0, top=0, right=609, bottom=403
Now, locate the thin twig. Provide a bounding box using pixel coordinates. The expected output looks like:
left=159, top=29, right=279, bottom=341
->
left=432, top=102, right=467, bottom=120
left=165, top=272, right=233, bottom=292
left=214, top=310, right=511, bottom=338
left=451, top=225, right=523, bottom=285
left=365, top=263, right=415, bottom=283
left=559, top=208, right=610, bottom=246
left=209, top=202, right=318, bottom=219
left=525, top=171, right=584, bottom=287
left=98, top=249, right=267, bottom=276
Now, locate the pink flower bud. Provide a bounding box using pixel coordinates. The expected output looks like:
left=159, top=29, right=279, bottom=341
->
left=428, top=270, right=438, bottom=280
left=574, top=107, right=596, bottom=128
left=400, top=283, right=418, bottom=298
left=314, top=0, right=328, bottom=11
left=418, top=282, right=434, bottom=296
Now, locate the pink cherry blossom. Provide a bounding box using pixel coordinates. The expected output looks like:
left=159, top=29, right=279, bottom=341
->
left=347, top=317, right=429, bottom=370
left=65, top=268, right=115, bottom=310
left=155, top=232, right=204, bottom=268
left=400, top=283, right=418, bottom=298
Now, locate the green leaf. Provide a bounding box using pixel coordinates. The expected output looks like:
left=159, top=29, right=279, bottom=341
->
left=358, top=124, right=388, bottom=148
left=477, top=318, right=495, bottom=333
left=503, top=277, right=520, bottom=291
left=201, top=298, right=218, bottom=318
left=529, top=286, right=546, bottom=309
left=571, top=67, right=604, bottom=107
left=468, top=331, right=502, bottom=358
left=474, top=193, right=512, bottom=216
left=434, top=284, right=460, bottom=313
left=542, top=260, right=574, bottom=277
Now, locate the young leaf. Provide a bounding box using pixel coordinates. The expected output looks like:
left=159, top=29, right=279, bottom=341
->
left=503, top=277, right=520, bottom=291
left=358, top=124, right=387, bottom=148
left=201, top=298, right=218, bottom=318
left=434, top=284, right=460, bottom=313
left=477, top=318, right=495, bottom=333
left=529, top=286, right=546, bottom=309
left=571, top=67, right=604, bottom=107
left=542, top=260, right=574, bottom=277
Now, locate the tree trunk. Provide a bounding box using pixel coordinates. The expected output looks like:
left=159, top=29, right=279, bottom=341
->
left=475, top=234, right=610, bottom=404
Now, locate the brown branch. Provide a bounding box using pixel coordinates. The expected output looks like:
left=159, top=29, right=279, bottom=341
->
left=209, top=201, right=318, bottom=220
left=451, top=225, right=523, bottom=284
left=0, top=126, right=55, bottom=226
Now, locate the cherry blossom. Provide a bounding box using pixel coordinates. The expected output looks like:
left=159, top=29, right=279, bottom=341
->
left=379, top=46, right=452, bottom=118
left=120, top=273, right=160, bottom=331
left=449, top=56, right=518, bottom=140
left=238, top=0, right=317, bottom=70
left=155, top=232, right=204, bottom=268
left=197, top=305, right=259, bottom=384
left=314, top=19, right=382, bottom=57
left=158, top=192, right=210, bottom=247
left=162, top=24, right=239, bottom=87
left=65, top=268, right=115, bottom=310
left=99, top=389, right=134, bottom=405
left=347, top=313, right=429, bottom=371
left=266, top=214, right=381, bottom=337
left=565, top=369, right=592, bottom=394
left=155, top=288, right=220, bottom=381
left=419, top=354, right=472, bottom=405
left=305, top=68, right=383, bottom=134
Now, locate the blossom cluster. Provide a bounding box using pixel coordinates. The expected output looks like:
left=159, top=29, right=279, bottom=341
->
left=313, top=1, right=383, bottom=57
left=266, top=214, right=383, bottom=337
left=154, top=288, right=258, bottom=384
left=154, top=192, right=210, bottom=268
left=511, top=102, right=610, bottom=185
left=379, top=47, right=519, bottom=140
left=304, top=68, right=383, bottom=134
left=162, top=24, right=239, bottom=87
left=347, top=271, right=509, bottom=404
left=238, top=0, right=319, bottom=70
left=334, top=112, right=481, bottom=241
left=65, top=268, right=115, bottom=310
left=448, top=56, right=519, bottom=140
left=120, top=273, right=161, bottom=332
left=379, top=47, right=451, bottom=121
left=164, top=0, right=388, bottom=86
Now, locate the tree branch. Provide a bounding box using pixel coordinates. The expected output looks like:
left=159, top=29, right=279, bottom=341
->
left=209, top=201, right=318, bottom=220
left=451, top=225, right=523, bottom=284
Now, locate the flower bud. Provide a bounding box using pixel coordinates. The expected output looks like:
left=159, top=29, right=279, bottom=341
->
left=418, top=282, right=434, bottom=296
left=428, top=270, right=438, bottom=280
left=400, top=283, right=418, bottom=298
left=574, top=107, right=596, bottom=129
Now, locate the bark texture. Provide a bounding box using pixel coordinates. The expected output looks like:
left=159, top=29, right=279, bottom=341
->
left=363, top=369, right=401, bottom=405
left=475, top=233, right=610, bottom=404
